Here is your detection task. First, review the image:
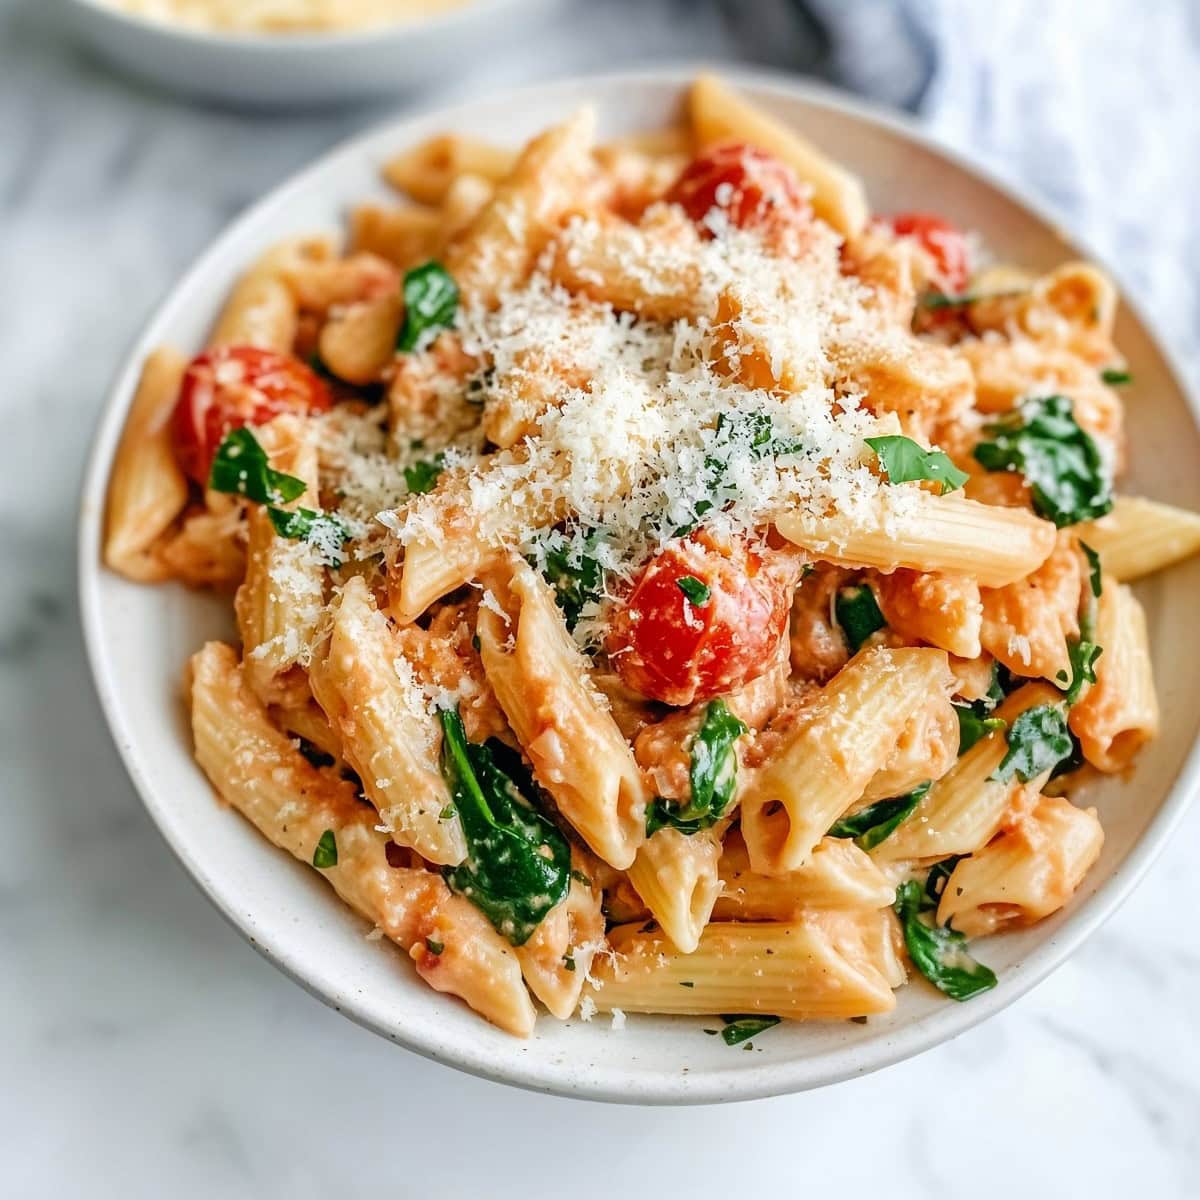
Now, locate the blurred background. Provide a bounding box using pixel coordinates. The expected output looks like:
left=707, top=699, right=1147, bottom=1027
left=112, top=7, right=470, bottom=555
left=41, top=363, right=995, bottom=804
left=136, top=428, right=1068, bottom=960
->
left=3, top=0, right=1198, bottom=1196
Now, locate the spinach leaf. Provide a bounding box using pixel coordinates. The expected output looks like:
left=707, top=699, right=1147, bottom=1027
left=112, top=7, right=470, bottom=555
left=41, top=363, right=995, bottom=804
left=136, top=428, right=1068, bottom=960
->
left=1057, top=639, right=1102, bottom=706
left=973, top=395, right=1113, bottom=527
left=267, top=506, right=352, bottom=565
left=645, top=700, right=746, bottom=836
left=1101, top=368, right=1132, bottom=385
left=676, top=575, right=711, bottom=607
left=953, top=704, right=1007, bottom=756
left=1080, top=541, right=1103, bottom=599
left=397, top=261, right=459, bottom=352
left=438, top=708, right=570, bottom=946
left=835, top=584, right=886, bottom=653
left=536, top=533, right=605, bottom=632
left=866, top=434, right=969, bottom=495
left=894, top=879, right=997, bottom=1001
left=312, top=829, right=338, bottom=869
left=924, top=856, right=964, bottom=907
left=209, top=427, right=307, bottom=505
left=718, top=1014, right=781, bottom=1046
left=404, top=453, right=445, bottom=495
left=993, top=703, right=1074, bottom=783
left=827, top=781, right=930, bottom=851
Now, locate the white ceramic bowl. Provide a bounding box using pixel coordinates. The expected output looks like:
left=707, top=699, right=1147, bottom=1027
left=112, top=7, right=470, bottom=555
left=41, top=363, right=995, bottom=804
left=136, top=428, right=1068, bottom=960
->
left=78, top=68, right=1200, bottom=1104
left=60, top=0, right=559, bottom=107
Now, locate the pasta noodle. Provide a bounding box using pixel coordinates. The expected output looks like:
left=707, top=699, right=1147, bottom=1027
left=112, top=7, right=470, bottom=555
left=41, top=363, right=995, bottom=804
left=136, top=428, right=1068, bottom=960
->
left=103, top=76, right=1197, bottom=1038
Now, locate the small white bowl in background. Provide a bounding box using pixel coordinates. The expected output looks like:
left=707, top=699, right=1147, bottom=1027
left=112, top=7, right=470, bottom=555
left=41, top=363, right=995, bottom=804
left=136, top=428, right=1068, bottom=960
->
left=78, top=68, right=1200, bottom=1103
left=60, top=0, right=562, bottom=108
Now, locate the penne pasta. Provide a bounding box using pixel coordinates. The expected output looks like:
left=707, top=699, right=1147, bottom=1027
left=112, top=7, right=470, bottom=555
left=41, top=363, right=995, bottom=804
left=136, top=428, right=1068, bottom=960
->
left=190, top=641, right=534, bottom=1036
left=585, top=913, right=899, bottom=1019
left=1075, top=495, right=1200, bottom=582
left=477, top=560, right=647, bottom=869
left=103, top=347, right=189, bottom=581
left=308, top=576, right=466, bottom=866
left=777, top=492, right=1058, bottom=590
left=739, top=646, right=952, bottom=875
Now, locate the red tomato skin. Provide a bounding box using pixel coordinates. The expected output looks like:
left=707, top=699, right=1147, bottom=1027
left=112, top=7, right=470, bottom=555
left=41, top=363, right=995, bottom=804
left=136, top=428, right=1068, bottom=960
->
left=888, top=212, right=972, bottom=293
left=171, top=346, right=331, bottom=484
left=607, top=537, right=790, bottom=706
left=665, top=142, right=811, bottom=238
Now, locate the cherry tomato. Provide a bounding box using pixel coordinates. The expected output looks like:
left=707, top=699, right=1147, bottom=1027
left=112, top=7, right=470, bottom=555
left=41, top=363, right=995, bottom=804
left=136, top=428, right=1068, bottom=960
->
left=606, top=535, right=791, bottom=706
left=171, top=346, right=331, bottom=484
left=665, top=142, right=811, bottom=238
left=888, top=212, right=971, bottom=293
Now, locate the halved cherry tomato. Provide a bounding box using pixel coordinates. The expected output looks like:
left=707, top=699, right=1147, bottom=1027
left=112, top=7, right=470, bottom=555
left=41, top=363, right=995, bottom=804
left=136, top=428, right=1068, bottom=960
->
left=888, top=212, right=971, bottom=293
left=606, top=535, right=790, bottom=706
left=171, top=346, right=331, bottom=484
left=665, top=142, right=811, bottom=238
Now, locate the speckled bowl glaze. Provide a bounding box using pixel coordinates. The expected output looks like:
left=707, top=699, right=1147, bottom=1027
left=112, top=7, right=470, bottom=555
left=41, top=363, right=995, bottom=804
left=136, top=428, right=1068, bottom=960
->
left=78, top=68, right=1200, bottom=1104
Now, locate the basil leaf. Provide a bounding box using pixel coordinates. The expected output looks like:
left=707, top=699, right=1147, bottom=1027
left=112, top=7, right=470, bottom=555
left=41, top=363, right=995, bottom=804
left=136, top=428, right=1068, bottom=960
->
left=866, top=434, right=968, bottom=495
left=312, top=829, right=338, bottom=869
left=677, top=575, right=711, bottom=607
left=827, top=781, right=930, bottom=850
left=835, top=584, right=886, bottom=654
left=953, top=704, right=1007, bottom=756
left=425, top=938, right=444, bottom=956
left=993, top=703, right=1074, bottom=782
left=1080, top=541, right=1103, bottom=599
left=438, top=708, right=569, bottom=946
left=209, top=427, right=307, bottom=505
left=973, top=395, right=1113, bottom=527
left=894, top=879, right=997, bottom=1001
left=267, top=506, right=352, bottom=565
left=1058, top=639, right=1102, bottom=706
left=397, top=261, right=459, bottom=352
left=1101, top=368, right=1132, bottom=385
left=719, top=1014, right=781, bottom=1046
left=535, top=532, right=605, bottom=632
left=645, top=700, right=746, bottom=836
left=404, top=453, right=445, bottom=495
left=1049, top=727, right=1087, bottom=781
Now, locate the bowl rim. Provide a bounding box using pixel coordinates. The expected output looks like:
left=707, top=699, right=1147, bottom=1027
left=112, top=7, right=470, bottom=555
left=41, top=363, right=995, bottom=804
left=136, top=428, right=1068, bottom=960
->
left=64, top=0, right=519, bottom=49
left=77, top=63, right=1200, bottom=1104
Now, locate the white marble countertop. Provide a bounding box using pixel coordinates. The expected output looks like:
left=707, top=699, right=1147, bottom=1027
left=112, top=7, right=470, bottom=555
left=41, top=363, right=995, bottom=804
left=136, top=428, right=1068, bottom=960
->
left=3, top=0, right=1198, bottom=1196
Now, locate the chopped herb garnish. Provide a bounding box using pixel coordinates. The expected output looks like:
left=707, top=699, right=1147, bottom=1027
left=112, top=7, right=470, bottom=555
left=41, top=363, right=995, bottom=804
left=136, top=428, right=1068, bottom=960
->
left=425, top=937, right=444, bottom=956
left=719, top=1014, right=781, bottom=1046
left=953, top=704, right=1007, bottom=756
left=267, top=506, right=352, bottom=565
left=676, top=575, right=711, bottom=607
left=835, top=584, right=887, bottom=654
left=993, top=703, right=1074, bottom=782
left=439, top=804, right=456, bottom=820
left=973, top=395, right=1113, bottom=527
left=563, top=954, right=576, bottom=972
left=680, top=981, right=695, bottom=988
left=894, top=879, right=997, bottom=1001
left=404, top=453, right=445, bottom=495
left=438, top=708, right=570, bottom=946
left=866, top=434, right=969, bottom=495
left=312, top=829, right=338, bottom=869
left=645, top=700, right=747, bottom=836
left=397, top=261, right=459, bottom=352
left=570, top=869, right=592, bottom=888
left=827, top=782, right=930, bottom=851
left=209, top=427, right=307, bottom=506
left=1058, top=639, right=1102, bottom=706
left=1080, top=541, right=1103, bottom=599
left=1101, top=368, right=1132, bottom=386
left=535, top=532, right=604, bottom=632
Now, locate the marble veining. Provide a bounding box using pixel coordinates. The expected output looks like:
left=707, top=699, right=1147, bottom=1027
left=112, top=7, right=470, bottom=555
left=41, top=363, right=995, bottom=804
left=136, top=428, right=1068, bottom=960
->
left=2, top=0, right=1198, bottom=1195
